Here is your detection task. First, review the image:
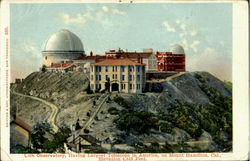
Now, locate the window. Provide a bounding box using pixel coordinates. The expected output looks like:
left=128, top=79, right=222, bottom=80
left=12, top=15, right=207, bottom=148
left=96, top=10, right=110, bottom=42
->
left=99, top=84, right=101, bottom=89
left=137, top=84, right=140, bottom=89
left=91, top=75, right=93, bottom=80
left=113, top=66, right=115, bottom=72
left=106, top=75, right=108, bottom=81
left=99, top=66, right=102, bottom=72
left=121, top=66, right=125, bottom=72
left=129, top=84, right=132, bottom=89
left=137, top=75, right=140, bottom=81
left=95, top=84, right=99, bottom=89
left=91, top=66, right=93, bottom=72
left=129, top=66, right=132, bottom=72
left=115, top=74, right=117, bottom=79
left=95, top=66, right=98, bottom=72
left=45, top=56, right=47, bottom=60
left=99, top=75, right=101, bottom=80
left=115, top=66, right=117, bottom=72
left=95, top=75, right=98, bottom=81
left=105, top=66, right=108, bottom=72
left=137, top=66, right=140, bottom=72
left=129, top=75, right=132, bottom=81
left=122, top=75, right=125, bottom=81
left=112, top=74, right=114, bottom=79
left=121, top=84, right=126, bottom=90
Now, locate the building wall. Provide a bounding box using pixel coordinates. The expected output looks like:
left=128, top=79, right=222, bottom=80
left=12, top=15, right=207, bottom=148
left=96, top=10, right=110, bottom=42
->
left=10, top=124, right=30, bottom=147
left=156, top=52, right=185, bottom=72
left=90, top=65, right=145, bottom=93
left=43, top=52, right=83, bottom=67
left=143, top=54, right=157, bottom=71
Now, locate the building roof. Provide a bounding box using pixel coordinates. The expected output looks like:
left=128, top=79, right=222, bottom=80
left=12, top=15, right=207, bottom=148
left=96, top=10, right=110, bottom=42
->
left=47, top=63, right=74, bottom=69
left=11, top=116, right=32, bottom=132
left=43, top=29, right=84, bottom=53
left=105, top=49, right=152, bottom=59
left=74, top=55, right=106, bottom=60
left=91, top=58, right=145, bottom=66
left=121, top=52, right=152, bottom=58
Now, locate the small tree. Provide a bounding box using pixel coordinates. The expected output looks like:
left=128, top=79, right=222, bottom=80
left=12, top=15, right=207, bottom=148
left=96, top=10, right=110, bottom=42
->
left=31, top=122, right=52, bottom=150
left=41, top=65, right=46, bottom=72
left=105, top=77, right=110, bottom=92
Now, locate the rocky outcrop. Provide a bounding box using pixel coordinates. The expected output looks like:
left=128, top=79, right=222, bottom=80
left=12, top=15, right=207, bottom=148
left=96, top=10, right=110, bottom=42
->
left=124, top=71, right=230, bottom=113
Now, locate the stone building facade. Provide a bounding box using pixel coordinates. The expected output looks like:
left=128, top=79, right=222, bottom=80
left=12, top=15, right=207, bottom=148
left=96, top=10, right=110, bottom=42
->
left=90, top=58, right=146, bottom=93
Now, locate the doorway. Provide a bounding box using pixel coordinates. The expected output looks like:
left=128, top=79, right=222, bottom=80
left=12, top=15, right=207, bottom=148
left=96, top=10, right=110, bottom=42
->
left=111, top=83, right=119, bottom=92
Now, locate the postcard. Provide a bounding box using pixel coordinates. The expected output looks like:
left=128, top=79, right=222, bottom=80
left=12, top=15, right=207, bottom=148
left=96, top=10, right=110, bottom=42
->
left=0, top=0, right=249, bottom=160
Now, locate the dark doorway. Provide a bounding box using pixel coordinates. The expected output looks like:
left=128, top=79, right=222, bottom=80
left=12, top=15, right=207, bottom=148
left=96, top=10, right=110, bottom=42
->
left=111, top=83, right=119, bottom=92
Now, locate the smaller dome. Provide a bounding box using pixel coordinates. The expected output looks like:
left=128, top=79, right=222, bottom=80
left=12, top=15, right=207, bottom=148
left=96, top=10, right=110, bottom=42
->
left=170, top=44, right=185, bottom=54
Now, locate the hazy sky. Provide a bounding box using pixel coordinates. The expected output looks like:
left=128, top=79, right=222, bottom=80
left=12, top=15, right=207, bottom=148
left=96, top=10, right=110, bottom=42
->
left=10, top=3, right=232, bottom=82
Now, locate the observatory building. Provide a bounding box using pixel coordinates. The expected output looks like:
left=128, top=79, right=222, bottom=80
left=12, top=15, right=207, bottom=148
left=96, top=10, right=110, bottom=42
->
left=42, top=29, right=85, bottom=67
left=156, top=44, right=186, bottom=72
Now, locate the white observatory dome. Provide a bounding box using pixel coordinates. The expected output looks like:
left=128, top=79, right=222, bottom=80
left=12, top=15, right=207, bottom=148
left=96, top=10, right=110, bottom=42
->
left=42, top=29, right=85, bottom=67
left=43, top=29, right=84, bottom=52
left=170, top=44, right=185, bottom=54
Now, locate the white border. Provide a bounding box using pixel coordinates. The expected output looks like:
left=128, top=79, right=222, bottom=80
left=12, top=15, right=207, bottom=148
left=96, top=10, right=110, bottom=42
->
left=1, top=0, right=249, bottom=161
left=1, top=0, right=10, bottom=161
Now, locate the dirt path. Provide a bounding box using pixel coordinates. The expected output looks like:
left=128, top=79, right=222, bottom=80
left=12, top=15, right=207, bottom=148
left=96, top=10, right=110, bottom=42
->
left=11, top=90, right=59, bottom=132
left=146, top=72, right=185, bottom=83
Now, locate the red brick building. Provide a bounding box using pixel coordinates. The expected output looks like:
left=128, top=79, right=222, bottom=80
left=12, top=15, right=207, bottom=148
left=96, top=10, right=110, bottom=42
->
left=156, top=44, right=185, bottom=72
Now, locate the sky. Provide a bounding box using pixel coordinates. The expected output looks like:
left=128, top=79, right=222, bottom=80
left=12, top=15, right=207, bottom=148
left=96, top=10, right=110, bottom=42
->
left=10, top=3, right=232, bottom=82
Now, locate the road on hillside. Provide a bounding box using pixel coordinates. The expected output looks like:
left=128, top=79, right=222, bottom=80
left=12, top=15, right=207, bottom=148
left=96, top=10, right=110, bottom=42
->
left=11, top=90, right=59, bottom=132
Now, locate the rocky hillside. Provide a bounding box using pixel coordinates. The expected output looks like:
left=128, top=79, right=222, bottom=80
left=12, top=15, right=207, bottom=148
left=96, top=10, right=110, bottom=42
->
left=10, top=71, right=232, bottom=152
left=124, top=71, right=231, bottom=113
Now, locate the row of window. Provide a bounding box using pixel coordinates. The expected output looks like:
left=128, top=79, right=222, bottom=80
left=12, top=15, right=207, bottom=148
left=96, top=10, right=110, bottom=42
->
left=91, top=66, right=142, bottom=73
left=90, top=84, right=101, bottom=90
left=129, top=84, right=141, bottom=90
left=91, top=83, right=141, bottom=90
left=121, top=84, right=141, bottom=90
left=91, top=74, right=141, bottom=81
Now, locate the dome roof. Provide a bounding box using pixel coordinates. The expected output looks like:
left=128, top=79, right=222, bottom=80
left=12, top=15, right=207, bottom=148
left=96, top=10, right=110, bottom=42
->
left=43, top=29, right=84, bottom=52
left=170, top=44, right=185, bottom=54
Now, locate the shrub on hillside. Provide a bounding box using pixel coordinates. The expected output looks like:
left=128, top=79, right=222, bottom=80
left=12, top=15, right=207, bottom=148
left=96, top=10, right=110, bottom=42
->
left=194, top=73, right=205, bottom=83
left=223, top=81, right=232, bottom=94
left=114, top=96, right=131, bottom=109
left=108, top=107, right=119, bottom=115
left=115, top=110, right=157, bottom=134
left=159, top=121, right=174, bottom=133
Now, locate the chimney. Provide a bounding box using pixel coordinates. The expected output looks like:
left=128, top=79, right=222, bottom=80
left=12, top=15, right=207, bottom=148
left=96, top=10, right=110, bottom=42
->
left=90, top=51, right=93, bottom=56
